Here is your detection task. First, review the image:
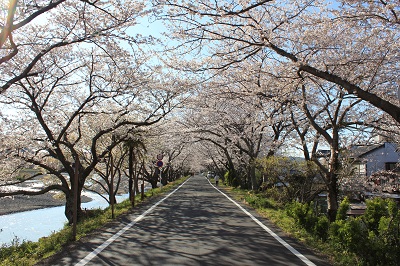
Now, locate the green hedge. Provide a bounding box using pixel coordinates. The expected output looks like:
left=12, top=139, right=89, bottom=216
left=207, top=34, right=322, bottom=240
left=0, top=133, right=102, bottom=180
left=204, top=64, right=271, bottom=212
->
left=329, top=198, right=400, bottom=265
left=240, top=189, right=400, bottom=266
left=285, top=197, right=400, bottom=266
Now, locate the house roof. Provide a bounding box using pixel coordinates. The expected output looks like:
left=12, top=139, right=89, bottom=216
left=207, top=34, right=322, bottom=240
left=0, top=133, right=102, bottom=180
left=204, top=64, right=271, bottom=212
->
left=349, top=143, right=385, bottom=158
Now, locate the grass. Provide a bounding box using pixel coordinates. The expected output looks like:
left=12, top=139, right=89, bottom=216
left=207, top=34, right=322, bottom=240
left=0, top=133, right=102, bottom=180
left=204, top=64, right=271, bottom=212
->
left=0, top=176, right=189, bottom=266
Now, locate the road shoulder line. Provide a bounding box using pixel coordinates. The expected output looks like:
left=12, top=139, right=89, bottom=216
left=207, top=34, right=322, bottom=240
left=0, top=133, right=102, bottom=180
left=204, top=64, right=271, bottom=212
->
left=75, top=178, right=191, bottom=266
left=208, top=178, right=316, bottom=266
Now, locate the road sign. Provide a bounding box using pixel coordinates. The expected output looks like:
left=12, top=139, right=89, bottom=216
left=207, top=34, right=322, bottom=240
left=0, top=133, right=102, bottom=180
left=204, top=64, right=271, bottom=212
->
left=157, top=154, right=163, bottom=160
left=156, top=160, right=163, bottom=167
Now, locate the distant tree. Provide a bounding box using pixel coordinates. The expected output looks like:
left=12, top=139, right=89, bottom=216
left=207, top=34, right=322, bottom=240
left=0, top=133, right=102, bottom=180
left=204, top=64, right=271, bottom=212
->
left=141, top=159, right=160, bottom=189
left=183, top=89, right=269, bottom=189
left=257, top=156, right=320, bottom=203
left=88, top=137, right=128, bottom=208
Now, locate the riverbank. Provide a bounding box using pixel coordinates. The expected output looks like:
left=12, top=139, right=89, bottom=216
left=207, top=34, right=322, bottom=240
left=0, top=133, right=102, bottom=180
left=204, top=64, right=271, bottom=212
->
left=0, top=193, right=92, bottom=216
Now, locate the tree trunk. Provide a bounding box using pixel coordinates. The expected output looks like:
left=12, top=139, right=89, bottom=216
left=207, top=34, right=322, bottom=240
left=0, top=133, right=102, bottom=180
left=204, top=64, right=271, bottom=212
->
left=250, top=162, right=258, bottom=190
left=128, top=146, right=134, bottom=206
left=150, top=170, right=158, bottom=188
left=109, top=194, right=117, bottom=206
left=134, top=162, right=139, bottom=194
left=150, top=180, right=157, bottom=189
left=327, top=177, right=339, bottom=222
left=327, top=143, right=340, bottom=222
left=131, top=162, right=138, bottom=207
left=129, top=177, right=133, bottom=206
left=65, top=189, right=82, bottom=225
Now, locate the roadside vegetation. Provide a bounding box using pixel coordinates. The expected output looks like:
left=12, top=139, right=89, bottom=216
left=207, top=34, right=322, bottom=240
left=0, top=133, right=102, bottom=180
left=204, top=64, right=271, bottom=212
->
left=225, top=184, right=400, bottom=266
left=0, top=176, right=189, bottom=266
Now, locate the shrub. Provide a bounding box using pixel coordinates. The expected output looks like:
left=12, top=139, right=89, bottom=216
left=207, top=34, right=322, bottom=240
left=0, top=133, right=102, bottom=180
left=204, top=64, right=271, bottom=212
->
left=328, top=198, right=400, bottom=266
left=265, top=187, right=288, bottom=203
left=244, top=192, right=275, bottom=209
left=329, top=217, right=368, bottom=253
left=286, top=201, right=317, bottom=232
left=314, top=215, right=329, bottom=241
left=336, top=196, right=350, bottom=221
left=368, top=199, right=400, bottom=265
left=224, top=170, right=240, bottom=188
left=363, top=197, right=388, bottom=232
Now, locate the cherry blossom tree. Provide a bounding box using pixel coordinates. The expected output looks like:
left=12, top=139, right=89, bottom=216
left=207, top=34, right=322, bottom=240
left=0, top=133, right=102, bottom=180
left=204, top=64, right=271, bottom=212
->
left=156, top=133, right=191, bottom=184
left=298, top=79, right=380, bottom=220
left=89, top=140, right=127, bottom=219
left=123, top=132, right=147, bottom=207
left=177, top=75, right=278, bottom=189
left=134, top=120, right=195, bottom=185
left=0, top=45, right=177, bottom=223
left=153, top=0, right=400, bottom=121
left=1, top=0, right=155, bottom=94
left=152, top=0, right=400, bottom=220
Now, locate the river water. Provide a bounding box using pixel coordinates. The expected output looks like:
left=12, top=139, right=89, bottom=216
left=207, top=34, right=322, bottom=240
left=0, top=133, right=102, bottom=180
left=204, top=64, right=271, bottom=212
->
left=0, top=192, right=128, bottom=246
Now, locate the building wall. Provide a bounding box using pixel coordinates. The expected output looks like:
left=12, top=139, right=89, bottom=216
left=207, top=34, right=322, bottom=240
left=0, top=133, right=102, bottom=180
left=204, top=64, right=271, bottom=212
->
left=361, top=143, right=400, bottom=176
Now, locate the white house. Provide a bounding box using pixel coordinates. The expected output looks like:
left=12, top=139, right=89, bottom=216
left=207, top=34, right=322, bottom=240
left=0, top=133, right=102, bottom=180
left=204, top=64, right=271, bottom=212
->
left=350, top=142, right=400, bottom=176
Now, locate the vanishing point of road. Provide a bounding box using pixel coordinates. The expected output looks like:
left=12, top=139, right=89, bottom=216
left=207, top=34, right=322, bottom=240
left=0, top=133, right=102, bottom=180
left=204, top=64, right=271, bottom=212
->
left=42, top=175, right=331, bottom=266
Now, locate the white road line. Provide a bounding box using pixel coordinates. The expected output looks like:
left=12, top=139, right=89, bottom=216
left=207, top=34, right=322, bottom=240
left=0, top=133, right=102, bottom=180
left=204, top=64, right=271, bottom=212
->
left=75, top=178, right=191, bottom=266
left=208, top=178, right=316, bottom=266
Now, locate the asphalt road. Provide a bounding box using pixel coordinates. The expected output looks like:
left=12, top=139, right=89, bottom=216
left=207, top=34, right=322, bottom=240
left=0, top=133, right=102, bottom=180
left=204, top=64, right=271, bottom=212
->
left=42, top=175, right=331, bottom=266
